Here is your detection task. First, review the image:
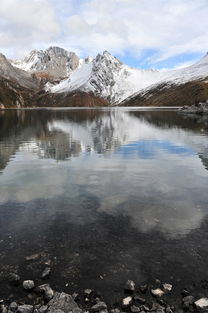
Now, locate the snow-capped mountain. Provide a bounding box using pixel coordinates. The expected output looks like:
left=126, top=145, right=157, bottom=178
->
left=45, top=50, right=208, bottom=104
left=12, top=46, right=83, bottom=78
left=2, top=46, right=208, bottom=108
left=122, top=53, right=208, bottom=106
left=46, top=51, right=171, bottom=104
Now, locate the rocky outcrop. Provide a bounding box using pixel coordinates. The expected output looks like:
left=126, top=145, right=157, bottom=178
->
left=12, top=47, right=81, bottom=79
left=48, top=50, right=163, bottom=104
left=47, top=292, right=82, bottom=313
left=180, top=100, right=208, bottom=114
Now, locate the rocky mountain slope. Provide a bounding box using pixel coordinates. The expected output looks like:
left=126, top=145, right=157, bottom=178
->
left=46, top=51, right=170, bottom=104
left=12, top=46, right=91, bottom=79
left=0, top=53, right=38, bottom=89
left=0, top=50, right=106, bottom=108
left=1, top=47, right=208, bottom=108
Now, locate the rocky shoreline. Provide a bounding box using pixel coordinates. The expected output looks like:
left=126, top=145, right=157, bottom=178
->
left=179, top=101, right=208, bottom=114
left=2, top=269, right=208, bottom=313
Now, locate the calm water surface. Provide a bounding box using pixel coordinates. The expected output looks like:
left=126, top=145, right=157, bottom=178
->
left=0, top=108, right=208, bottom=303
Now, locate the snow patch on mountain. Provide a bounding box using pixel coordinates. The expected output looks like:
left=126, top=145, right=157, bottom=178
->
left=47, top=51, right=172, bottom=103
left=125, top=53, right=208, bottom=102
left=10, top=46, right=208, bottom=104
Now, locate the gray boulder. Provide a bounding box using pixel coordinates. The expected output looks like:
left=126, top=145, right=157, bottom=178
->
left=124, top=280, right=135, bottom=292
left=182, top=295, right=195, bottom=309
left=9, top=302, right=18, bottom=312
left=91, top=302, right=107, bottom=311
left=47, top=292, right=82, bottom=313
left=17, top=305, right=33, bottom=313
left=37, top=284, right=54, bottom=301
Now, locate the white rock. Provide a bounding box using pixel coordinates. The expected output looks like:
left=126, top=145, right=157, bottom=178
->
left=162, top=283, right=172, bottom=293
left=195, top=298, right=208, bottom=308
left=22, top=280, right=35, bottom=290
left=151, top=288, right=165, bottom=297
left=122, top=296, right=132, bottom=306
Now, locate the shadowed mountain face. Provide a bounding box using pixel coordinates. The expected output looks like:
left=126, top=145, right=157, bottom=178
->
left=0, top=108, right=208, bottom=304
left=0, top=53, right=38, bottom=90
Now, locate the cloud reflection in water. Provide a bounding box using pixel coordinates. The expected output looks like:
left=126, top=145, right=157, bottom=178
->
left=0, top=109, right=208, bottom=238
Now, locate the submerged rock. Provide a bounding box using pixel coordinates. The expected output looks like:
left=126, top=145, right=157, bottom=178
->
left=23, top=280, right=35, bottom=290
left=122, top=296, right=132, bottom=307
left=17, top=305, right=33, bottom=313
left=72, top=293, right=79, bottom=301
left=124, top=280, right=135, bottom=292
left=151, top=288, right=165, bottom=297
left=139, top=284, right=148, bottom=294
left=1, top=304, right=8, bottom=313
left=182, top=295, right=195, bottom=309
left=41, top=267, right=51, bottom=279
left=195, top=298, right=208, bottom=309
left=133, top=295, right=146, bottom=305
left=162, top=284, right=172, bottom=293
left=25, top=254, right=40, bottom=262
left=110, top=309, right=120, bottom=313
left=91, top=301, right=107, bottom=311
left=38, top=305, right=48, bottom=313
left=130, top=305, right=140, bottom=312
left=84, top=289, right=93, bottom=296
left=9, top=302, right=18, bottom=312
left=165, top=306, right=173, bottom=313
left=8, top=273, right=21, bottom=286
left=181, top=289, right=190, bottom=297
left=37, top=284, right=54, bottom=301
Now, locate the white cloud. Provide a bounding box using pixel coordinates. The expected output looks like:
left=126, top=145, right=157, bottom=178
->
left=64, top=0, right=208, bottom=62
left=0, top=0, right=60, bottom=57
left=0, top=0, right=208, bottom=65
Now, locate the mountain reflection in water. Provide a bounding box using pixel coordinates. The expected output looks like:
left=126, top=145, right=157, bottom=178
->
left=0, top=108, right=208, bottom=303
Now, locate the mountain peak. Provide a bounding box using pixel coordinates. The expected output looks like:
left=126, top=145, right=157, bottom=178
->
left=94, top=51, right=123, bottom=67
left=0, top=53, right=8, bottom=63
left=103, top=50, right=112, bottom=56
left=12, top=47, right=80, bottom=78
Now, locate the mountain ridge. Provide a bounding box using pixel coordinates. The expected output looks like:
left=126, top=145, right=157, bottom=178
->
left=0, top=47, right=208, bottom=108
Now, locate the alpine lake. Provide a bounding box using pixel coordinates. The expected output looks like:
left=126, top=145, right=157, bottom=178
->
left=0, top=107, right=208, bottom=305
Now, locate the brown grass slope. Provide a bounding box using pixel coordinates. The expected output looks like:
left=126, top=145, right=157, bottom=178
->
left=0, top=76, right=110, bottom=108
left=122, top=78, right=208, bottom=107
left=34, top=89, right=110, bottom=107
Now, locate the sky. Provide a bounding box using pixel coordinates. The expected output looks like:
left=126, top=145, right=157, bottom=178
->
left=0, top=0, right=208, bottom=69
